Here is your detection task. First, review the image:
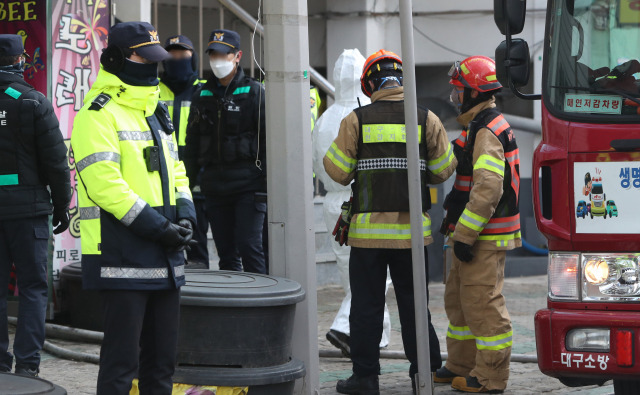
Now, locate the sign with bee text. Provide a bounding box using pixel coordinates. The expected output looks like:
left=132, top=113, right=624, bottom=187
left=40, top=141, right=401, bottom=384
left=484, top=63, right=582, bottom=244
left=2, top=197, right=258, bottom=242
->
left=0, top=0, right=47, bottom=93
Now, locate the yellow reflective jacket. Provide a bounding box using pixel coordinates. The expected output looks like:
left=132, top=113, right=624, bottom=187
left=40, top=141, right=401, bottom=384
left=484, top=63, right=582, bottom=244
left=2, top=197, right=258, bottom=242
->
left=71, top=68, right=195, bottom=290
left=159, top=78, right=204, bottom=154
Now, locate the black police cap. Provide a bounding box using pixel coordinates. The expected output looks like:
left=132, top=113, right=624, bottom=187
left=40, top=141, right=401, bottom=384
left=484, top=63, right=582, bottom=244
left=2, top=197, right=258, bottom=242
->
left=108, top=21, right=170, bottom=62
left=206, top=29, right=240, bottom=54
left=0, top=34, right=24, bottom=57
left=165, top=35, right=194, bottom=51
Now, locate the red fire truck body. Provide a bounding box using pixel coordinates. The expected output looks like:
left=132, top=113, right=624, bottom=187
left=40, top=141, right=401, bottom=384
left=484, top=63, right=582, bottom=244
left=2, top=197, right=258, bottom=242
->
left=495, top=0, right=640, bottom=392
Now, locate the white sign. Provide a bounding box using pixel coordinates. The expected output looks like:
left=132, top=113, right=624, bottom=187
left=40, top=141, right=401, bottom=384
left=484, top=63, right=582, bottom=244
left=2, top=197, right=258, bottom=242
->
left=574, top=162, right=640, bottom=233
left=564, top=94, right=622, bottom=114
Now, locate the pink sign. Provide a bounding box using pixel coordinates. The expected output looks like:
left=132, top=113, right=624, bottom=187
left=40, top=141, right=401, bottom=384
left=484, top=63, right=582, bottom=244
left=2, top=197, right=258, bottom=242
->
left=51, top=0, right=110, bottom=295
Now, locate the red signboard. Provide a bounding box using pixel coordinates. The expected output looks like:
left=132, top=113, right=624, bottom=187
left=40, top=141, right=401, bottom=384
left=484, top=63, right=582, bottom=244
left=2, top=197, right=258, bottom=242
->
left=0, top=0, right=47, bottom=94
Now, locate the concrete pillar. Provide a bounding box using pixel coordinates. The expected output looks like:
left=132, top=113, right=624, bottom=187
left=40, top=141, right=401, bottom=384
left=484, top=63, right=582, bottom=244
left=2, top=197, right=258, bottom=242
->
left=263, top=1, right=319, bottom=394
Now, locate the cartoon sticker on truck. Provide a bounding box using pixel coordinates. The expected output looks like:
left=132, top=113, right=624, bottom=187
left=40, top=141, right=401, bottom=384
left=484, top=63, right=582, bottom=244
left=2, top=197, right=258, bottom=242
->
left=589, top=176, right=606, bottom=219
left=574, top=163, right=631, bottom=234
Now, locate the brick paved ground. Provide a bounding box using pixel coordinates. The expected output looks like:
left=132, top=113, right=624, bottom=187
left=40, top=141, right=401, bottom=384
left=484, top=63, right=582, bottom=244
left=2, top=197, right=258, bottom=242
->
left=7, top=275, right=615, bottom=394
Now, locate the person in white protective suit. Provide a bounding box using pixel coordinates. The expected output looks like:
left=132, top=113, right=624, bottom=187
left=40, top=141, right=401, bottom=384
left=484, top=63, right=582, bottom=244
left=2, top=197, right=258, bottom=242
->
left=312, top=49, right=392, bottom=357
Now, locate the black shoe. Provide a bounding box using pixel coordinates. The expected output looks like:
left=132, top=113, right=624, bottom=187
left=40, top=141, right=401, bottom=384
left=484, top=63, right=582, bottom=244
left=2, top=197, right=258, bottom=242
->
left=336, top=374, right=379, bottom=395
left=0, top=366, right=10, bottom=373
left=326, top=329, right=351, bottom=358
left=14, top=365, right=38, bottom=377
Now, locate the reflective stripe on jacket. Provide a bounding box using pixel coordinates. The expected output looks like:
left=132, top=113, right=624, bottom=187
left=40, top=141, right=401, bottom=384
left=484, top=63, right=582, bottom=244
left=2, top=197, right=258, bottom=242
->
left=71, top=68, right=196, bottom=290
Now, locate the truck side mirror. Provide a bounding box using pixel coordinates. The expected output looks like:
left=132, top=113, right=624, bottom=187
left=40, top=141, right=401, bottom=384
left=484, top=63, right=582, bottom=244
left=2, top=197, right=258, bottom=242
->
left=494, top=0, right=527, bottom=35
left=496, top=38, right=531, bottom=88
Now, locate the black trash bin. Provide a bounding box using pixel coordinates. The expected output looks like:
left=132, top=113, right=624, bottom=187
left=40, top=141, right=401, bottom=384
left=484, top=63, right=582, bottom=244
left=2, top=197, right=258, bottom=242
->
left=59, top=262, right=103, bottom=332
left=59, top=264, right=204, bottom=331
left=174, top=359, right=305, bottom=395
left=176, top=270, right=306, bottom=393
left=0, top=372, right=67, bottom=394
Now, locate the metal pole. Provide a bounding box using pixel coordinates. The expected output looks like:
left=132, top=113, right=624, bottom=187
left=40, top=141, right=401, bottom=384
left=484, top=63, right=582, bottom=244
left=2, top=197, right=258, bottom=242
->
left=217, top=0, right=335, bottom=99
left=219, top=1, right=224, bottom=28
left=399, top=1, right=432, bottom=394
left=263, top=1, right=319, bottom=394
left=177, top=0, right=182, bottom=35
left=319, top=349, right=539, bottom=364
left=505, top=113, right=541, bottom=134
left=199, top=0, right=203, bottom=79
left=153, top=0, right=158, bottom=30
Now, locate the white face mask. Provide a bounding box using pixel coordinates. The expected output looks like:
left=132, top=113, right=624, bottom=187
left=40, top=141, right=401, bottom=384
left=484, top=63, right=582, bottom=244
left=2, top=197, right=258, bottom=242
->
left=450, top=88, right=462, bottom=110
left=210, top=56, right=236, bottom=79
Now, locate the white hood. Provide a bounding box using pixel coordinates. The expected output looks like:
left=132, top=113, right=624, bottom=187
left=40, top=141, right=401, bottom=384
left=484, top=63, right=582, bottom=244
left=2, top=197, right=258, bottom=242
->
left=312, top=49, right=370, bottom=193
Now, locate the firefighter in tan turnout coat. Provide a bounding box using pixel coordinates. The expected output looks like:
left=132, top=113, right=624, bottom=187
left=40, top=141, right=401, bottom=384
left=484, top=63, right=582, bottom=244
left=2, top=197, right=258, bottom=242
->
left=435, top=56, right=521, bottom=394
left=324, top=49, right=456, bottom=395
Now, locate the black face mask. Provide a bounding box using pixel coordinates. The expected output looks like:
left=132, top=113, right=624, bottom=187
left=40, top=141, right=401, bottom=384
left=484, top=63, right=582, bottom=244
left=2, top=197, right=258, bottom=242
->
left=116, top=59, right=159, bottom=86
left=163, top=57, right=195, bottom=83
left=460, top=88, right=500, bottom=114
left=460, top=88, right=483, bottom=114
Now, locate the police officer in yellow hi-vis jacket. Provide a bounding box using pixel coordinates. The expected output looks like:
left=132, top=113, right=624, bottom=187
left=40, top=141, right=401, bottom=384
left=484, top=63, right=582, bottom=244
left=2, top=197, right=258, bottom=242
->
left=71, top=22, right=196, bottom=395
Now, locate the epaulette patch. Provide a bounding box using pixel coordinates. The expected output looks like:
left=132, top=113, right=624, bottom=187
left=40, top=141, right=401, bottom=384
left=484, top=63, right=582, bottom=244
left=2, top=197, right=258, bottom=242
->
left=89, top=94, right=111, bottom=111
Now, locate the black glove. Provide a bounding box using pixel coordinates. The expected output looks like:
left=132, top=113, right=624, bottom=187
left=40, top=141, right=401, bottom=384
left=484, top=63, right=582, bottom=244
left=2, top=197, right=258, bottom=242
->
left=177, top=219, right=194, bottom=243
left=52, top=208, right=70, bottom=235
left=159, top=221, right=190, bottom=250
left=453, top=241, right=474, bottom=263
left=183, top=239, right=198, bottom=252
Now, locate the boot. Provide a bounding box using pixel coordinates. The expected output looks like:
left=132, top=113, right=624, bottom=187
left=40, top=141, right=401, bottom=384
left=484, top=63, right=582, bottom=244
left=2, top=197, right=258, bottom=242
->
left=433, top=366, right=458, bottom=383
left=336, top=374, right=379, bottom=395
left=451, top=376, right=504, bottom=393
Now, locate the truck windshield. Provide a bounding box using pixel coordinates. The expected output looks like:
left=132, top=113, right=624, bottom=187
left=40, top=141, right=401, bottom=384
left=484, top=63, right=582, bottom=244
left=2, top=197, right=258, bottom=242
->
left=546, top=0, right=640, bottom=118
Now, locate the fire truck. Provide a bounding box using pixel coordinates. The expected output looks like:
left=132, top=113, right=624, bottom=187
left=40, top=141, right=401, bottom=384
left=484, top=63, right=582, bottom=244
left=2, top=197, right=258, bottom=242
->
left=495, top=0, right=640, bottom=393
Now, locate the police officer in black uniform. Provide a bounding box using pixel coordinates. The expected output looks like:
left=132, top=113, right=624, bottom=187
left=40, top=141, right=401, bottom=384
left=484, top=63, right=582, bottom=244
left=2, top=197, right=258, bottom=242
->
left=185, top=29, right=267, bottom=274
left=159, top=35, right=209, bottom=268
left=0, top=34, right=71, bottom=377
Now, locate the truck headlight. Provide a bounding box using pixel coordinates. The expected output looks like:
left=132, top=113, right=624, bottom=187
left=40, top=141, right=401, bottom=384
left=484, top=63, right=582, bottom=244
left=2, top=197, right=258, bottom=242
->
left=584, top=258, right=614, bottom=285
left=566, top=328, right=610, bottom=352
left=583, top=254, right=640, bottom=300
left=549, top=253, right=579, bottom=300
